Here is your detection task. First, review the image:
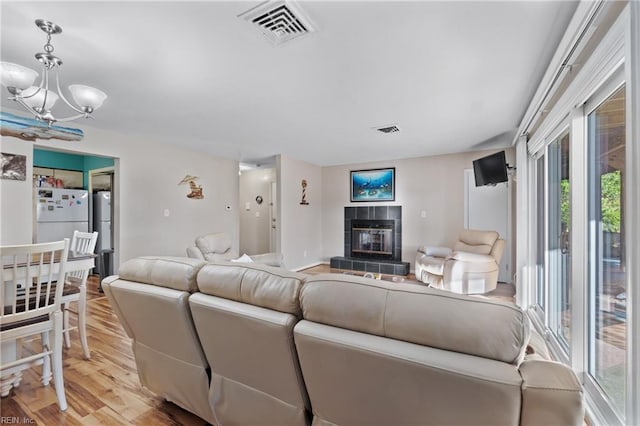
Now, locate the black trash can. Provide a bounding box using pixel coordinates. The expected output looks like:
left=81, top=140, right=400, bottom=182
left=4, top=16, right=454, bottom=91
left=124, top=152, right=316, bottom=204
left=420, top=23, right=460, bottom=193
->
left=98, top=249, right=114, bottom=292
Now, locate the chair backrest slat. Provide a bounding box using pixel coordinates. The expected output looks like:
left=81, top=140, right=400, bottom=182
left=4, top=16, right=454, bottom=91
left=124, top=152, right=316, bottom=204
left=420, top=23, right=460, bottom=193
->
left=1, top=239, right=70, bottom=322
left=68, top=231, right=98, bottom=280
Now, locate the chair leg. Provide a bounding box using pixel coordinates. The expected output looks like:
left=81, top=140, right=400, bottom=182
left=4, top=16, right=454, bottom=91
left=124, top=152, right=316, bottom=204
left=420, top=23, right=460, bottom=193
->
left=41, top=331, right=52, bottom=386
left=78, top=285, right=90, bottom=360
left=51, top=310, right=68, bottom=411
left=63, top=302, right=71, bottom=349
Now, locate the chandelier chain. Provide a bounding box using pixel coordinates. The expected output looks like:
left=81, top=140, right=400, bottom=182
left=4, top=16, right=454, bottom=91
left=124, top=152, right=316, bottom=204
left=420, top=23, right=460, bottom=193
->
left=44, top=34, right=54, bottom=54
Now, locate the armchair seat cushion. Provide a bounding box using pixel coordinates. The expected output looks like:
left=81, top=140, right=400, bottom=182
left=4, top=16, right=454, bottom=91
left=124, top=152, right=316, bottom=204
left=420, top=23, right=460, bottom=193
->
left=447, top=257, right=498, bottom=274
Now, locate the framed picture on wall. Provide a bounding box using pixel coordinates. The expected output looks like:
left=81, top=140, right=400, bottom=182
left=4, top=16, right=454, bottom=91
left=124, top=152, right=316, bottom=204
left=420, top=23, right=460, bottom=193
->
left=350, top=167, right=395, bottom=202
left=0, top=152, right=27, bottom=181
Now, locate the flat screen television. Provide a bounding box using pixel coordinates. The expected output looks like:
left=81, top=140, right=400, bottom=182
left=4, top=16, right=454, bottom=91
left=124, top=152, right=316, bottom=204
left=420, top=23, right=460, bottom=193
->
left=473, top=151, right=508, bottom=187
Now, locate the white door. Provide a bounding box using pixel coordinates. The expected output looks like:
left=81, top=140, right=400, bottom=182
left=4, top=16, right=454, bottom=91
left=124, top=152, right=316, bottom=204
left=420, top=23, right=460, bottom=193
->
left=464, top=169, right=510, bottom=282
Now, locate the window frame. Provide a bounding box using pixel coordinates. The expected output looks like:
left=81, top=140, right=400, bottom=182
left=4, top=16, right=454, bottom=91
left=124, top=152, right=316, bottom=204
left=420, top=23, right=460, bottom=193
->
left=522, top=6, right=635, bottom=425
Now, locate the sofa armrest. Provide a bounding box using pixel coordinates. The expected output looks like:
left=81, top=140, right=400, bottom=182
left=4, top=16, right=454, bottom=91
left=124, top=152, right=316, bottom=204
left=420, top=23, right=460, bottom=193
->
left=186, top=246, right=205, bottom=260
left=448, top=251, right=495, bottom=263
left=417, top=246, right=452, bottom=258
left=519, top=359, right=584, bottom=426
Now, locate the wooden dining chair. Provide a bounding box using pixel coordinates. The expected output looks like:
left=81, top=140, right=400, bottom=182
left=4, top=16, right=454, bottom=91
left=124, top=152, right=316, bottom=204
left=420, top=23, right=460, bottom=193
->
left=0, top=239, right=70, bottom=411
left=61, top=230, right=98, bottom=360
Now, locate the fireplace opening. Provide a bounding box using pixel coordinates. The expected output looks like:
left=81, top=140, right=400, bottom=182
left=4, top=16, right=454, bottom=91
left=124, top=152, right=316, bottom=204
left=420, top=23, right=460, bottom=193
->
left=350, top=219, right=394, bottom=260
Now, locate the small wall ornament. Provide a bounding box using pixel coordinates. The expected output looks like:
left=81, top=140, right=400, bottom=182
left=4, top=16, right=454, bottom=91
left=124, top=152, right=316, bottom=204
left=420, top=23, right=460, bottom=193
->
left=300, top=179, right=309, bottom=205
left=178, top=174, right=204, bottom=199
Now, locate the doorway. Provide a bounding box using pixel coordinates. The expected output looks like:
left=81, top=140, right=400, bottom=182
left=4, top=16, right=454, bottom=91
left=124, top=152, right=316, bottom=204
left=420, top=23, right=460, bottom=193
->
left=89, top=167, right=115, bottom=277
left=32, top=148, right=118, bottom=277
left=239, top=163, right=277, bottom=256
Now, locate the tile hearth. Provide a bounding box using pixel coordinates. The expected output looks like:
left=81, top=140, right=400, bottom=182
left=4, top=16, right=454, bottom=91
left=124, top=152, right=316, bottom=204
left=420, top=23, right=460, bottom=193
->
left=329, top=256, right=410, bottom=276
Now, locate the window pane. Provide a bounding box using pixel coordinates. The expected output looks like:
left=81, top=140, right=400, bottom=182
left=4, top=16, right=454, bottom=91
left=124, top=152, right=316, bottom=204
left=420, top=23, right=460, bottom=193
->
left=548, top=132, right=571, bottom=349
left=536, top=156, right=546, bottom=312
left=588, top=85, right=626, bottom=417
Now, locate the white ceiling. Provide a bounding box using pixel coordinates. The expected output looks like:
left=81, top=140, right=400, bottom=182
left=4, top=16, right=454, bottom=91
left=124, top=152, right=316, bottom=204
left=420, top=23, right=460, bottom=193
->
left=1, top=1, right=578, bottom=166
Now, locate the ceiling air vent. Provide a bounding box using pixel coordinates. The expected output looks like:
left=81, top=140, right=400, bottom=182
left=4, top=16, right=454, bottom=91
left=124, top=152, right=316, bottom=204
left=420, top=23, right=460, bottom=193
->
left=239, top=0, right=315, bottom=46
left=375, top=125, right=400, bottom=134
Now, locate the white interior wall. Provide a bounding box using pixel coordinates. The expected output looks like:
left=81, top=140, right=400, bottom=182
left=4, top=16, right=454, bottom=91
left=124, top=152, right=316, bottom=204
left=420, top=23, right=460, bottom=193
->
left=0, top=137, right=34, bottom=245
left=278, top=155, right=323, bottom=271
left=6, top=120, right=239, bottom=269
left=239, top=167, right=275, bottom=255
left=321, top=148, right=516, bottom=270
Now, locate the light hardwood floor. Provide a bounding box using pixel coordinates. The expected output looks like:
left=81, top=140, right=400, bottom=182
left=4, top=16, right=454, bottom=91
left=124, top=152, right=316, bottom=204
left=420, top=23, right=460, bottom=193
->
left=0, top=276, right=206, bottom=426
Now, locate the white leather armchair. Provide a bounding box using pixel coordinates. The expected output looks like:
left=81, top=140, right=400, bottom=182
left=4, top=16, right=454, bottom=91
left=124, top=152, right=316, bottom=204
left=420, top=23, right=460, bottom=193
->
left=186, top=232, right=284, bottom=268
left=415, top=229, right=505, bottom=294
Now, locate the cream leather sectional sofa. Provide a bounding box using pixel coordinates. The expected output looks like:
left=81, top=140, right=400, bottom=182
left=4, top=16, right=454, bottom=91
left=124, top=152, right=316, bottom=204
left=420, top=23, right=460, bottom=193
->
left=102, top=256, right=584, bottom=426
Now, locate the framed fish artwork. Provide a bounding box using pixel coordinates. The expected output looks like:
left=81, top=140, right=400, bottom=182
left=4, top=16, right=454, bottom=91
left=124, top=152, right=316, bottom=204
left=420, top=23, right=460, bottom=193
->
left=350, top=167, right=395, bottom=202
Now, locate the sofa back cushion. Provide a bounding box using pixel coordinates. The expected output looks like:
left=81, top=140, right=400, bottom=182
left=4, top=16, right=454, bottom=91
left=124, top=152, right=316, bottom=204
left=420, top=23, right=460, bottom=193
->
left=300, top=274, right=529, bottom=364
left=197, top=262, right=306, bottom=316
left=118, top=256, right=205, bottom=292
left=190, top=262, right=310, bottom=425
left=453, top=229, right=499, bottom=255
left=102, top=257, right=216, bottom=424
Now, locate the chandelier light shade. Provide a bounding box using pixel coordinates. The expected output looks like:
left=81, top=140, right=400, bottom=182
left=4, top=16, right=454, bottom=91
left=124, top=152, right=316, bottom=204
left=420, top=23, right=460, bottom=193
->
left=0, top=19, right=107, bottom=126
left=21, top=86, right=59, bottom=110
left=0, top=62, right=39, bottom=90
left=69, top=84, right=107, bottom=111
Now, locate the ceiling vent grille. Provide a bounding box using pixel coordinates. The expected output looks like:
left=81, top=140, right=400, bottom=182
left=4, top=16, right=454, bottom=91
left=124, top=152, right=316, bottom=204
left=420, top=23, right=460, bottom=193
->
left=239, top=0, right=315, bottom=46
left=375, top=125, right=400, bottom=134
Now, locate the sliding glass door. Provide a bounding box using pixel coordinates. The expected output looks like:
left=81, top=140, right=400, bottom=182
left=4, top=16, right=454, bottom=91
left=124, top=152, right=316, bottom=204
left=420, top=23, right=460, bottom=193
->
left=524, top=6, right=635, bottom=422
left=548, top=131, right=571, bottom=349
left=587, top=84, right=626, bottom=417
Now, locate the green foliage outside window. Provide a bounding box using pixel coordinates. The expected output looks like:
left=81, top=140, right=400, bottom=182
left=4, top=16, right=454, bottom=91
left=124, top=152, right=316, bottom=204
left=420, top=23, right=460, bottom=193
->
left=561, top=179, right=570, bottom=228
left=560, top=170, right=621, bottom=232
left=601, top=170, right=621, bottom=232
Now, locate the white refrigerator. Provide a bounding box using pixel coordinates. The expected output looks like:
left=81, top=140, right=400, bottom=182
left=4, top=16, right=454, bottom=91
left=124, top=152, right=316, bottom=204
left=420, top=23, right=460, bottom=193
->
left=93, top=191, right=112, bottom=275
left=36, top=188, right=89, bottom=243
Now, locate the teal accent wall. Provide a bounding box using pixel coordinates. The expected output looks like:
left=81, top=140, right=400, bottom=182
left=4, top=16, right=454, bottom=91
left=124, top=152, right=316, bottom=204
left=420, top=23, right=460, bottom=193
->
left=33, top=150, right=84, bottom=171
left=34, top=149, right=114, bottom=189
left=83, top=156, right=114, bottom=187
left=84, top=156, right=114, bottom=171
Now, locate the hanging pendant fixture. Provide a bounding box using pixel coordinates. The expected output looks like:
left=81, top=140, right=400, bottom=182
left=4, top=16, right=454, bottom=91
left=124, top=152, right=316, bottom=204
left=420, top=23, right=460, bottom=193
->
left=0, top=19, right=107, bottom=127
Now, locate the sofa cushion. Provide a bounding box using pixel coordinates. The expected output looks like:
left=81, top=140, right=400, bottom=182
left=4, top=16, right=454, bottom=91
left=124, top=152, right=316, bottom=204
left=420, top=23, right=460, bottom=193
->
left=197, top=262, right=306, bottom=316
left=117, top=256, right=205, bottom=292
left=300, top=274, right=529, bottom=364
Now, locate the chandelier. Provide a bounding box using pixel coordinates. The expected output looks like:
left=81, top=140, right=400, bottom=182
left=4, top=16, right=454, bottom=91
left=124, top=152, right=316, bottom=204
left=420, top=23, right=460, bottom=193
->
left=0, top=19, right=107, bottom=127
